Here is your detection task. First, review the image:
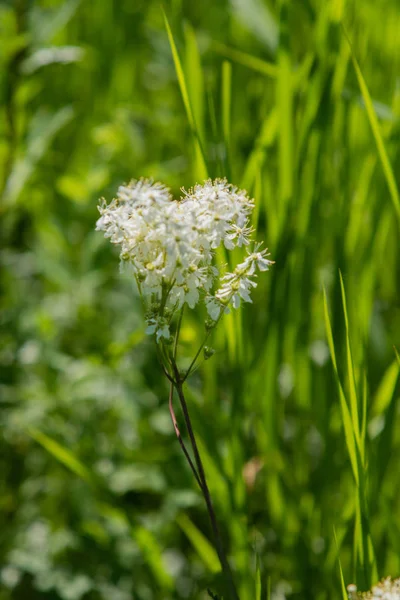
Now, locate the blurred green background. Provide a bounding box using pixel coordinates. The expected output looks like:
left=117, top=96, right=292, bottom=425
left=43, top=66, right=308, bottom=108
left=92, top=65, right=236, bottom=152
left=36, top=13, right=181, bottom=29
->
left=1, top=0, right=400, bottom=599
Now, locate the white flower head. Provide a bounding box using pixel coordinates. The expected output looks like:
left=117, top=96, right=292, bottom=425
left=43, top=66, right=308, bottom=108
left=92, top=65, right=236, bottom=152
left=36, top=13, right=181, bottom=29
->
left=347, top=578, right=400, bottom=600
left=97, top=177, right=273, bottom=340
left=213, top=244, right=273, bottom=311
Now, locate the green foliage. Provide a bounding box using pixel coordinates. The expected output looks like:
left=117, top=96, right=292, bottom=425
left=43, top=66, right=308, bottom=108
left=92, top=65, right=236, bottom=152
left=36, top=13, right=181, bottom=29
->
left=1, top=1, right=400, bottom=599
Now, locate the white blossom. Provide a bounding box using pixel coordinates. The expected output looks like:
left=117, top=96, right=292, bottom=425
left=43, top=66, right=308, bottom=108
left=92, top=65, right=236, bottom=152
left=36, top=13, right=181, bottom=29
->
left=96, top=177, right=273, bottom=341
left=248, top=243, right=274, bottom=271
left=214, top=246, right=273, bottom=311
left=225, top=223, right=254, bottom=248
left=348, top=578, right=400, bottom=600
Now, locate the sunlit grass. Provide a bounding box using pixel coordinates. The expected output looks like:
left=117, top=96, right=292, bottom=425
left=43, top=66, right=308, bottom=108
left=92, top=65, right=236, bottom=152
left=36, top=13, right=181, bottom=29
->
left=1, top=1, right=399, bottom=599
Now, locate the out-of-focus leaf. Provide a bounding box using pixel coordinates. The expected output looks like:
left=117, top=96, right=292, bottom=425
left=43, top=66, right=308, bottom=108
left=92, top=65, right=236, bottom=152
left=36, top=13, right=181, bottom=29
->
left=176, top=513, right=221, bottom=573
left=345, top=27, right=400, bottom=223
left=28, top=428, right=95, bottom=485
left=3, top=106, right=73, bottom=206
left=371, top=359, right=399, bottom=416
left=163, top=9, right=208, bottom=180
left=255, top=558, right=262, bottom=600
left=134, top=526, right=174, bottom=589
left=229, top=0, right=278, bottom=52
left=31, top=0, right=83, bottom=44
left=212, top=42, right=277, bottom=77
left=21, top=46, right=84, bottom=74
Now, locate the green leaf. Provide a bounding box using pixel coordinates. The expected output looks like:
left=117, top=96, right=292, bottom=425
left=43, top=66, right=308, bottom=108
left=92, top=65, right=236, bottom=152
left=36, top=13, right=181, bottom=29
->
left=221, top=60, right=232, bottom=177
left=277, top=0, right=293, bottom=208
left=333, top=527, right=349, bottom=600
left=177, top=513, right=221, bottom=574
left=28, top=427, right=95, bottom=485
left=372, top=359, right=400, bottom=415
left=345, top=26, right=400, bottom=223
left=134, top=526, right=174, bottom=589
left=229, top=0, right=278, bottom=52
left=3, top=106, right=74, bottom=206
left=323, top=288, right=359, bottom=485
left=255, top=557, right=262, bottom=600
left=339, top=271, right=362, bottom=451
left=163, top=10, right=207, bottom=179
left=212, top=42, right=277, bottom=77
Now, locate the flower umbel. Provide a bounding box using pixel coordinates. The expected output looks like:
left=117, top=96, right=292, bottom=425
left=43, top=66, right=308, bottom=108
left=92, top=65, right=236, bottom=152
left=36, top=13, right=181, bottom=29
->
left=96, top=177, right=273, bottom=341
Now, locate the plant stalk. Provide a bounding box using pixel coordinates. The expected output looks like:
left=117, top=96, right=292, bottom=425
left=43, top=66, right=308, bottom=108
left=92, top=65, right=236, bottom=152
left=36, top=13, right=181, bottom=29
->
left=168, top=382, right=203, bottom=489
left=172, top=367, right=239, bottom=600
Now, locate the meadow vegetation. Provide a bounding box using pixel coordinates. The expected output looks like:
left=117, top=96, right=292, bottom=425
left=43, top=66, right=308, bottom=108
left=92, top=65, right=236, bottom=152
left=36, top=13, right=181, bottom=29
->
left=1, top=1, right=400, bottom=599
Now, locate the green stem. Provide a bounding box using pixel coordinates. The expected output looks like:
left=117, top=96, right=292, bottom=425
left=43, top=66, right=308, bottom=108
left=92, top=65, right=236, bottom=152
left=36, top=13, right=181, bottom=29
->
left=168, top=382, right=202, bottom=489
left=171, top=361, right=239, bottom=600
left=183, top=309, right=225, bottom=381
left=173, top=306, right=184, bottom=360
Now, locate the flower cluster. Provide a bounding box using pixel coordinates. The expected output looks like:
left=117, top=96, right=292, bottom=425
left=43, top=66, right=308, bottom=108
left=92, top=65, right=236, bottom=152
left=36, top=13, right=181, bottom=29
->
left=347, top=578, right=400, bottom=600
left=96, top=178, right=273, bottom=341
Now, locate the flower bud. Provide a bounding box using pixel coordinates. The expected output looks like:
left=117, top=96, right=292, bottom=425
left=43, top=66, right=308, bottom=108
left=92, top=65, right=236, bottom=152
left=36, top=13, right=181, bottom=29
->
left=203, top=346, right=215, bottom=360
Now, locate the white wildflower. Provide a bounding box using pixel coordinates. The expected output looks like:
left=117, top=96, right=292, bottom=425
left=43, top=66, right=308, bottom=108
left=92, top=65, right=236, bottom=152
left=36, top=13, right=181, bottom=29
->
left=213, top=245, right=273, bottom=311
left=247, top=243, right=274, bottom=272
left=347, top=578, right=400, bottom=600
left=225, top=223, right=254, bottom=248
left=96, top=177, right=273, bottom=340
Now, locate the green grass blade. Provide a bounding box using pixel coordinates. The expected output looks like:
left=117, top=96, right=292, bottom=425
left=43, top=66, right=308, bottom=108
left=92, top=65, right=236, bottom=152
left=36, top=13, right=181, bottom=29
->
left=255, top=555, right=262, bottom=600
left=3, top=106, right=74, bottom=207
left=344, top=27, right=400, bottom=222
left=211, top=42, right=277, bottom=77
left=163, top=12, right=195, bottom=131
left=251, top=168, right=262, bottom=233
left=184, top=22, right=205, bottom=139
left=277, top=0, right=293, bottom=208
left=372, top=359, right=400, bottom=415
left=241, top=107, right=277, bottom=191
left=135, top=526, right=174, bottom=589
left=331, top=0, right=345, bottom=22
left=28, top=427, right=94, bottom=485
left=177, top=513, right=221, bottom=573
left=222, top=60, right=232, bottom=177
left=228, top=0, right=278, bottom=51
left=323, top=289, right=359, bottom=484
left=339, top=271, right=362, bottom=451
left=361, top=371, right=368, bottom=448
left=394, top=346, right=400, bottom=365
left=163, top=10, right=208, bottom=179
left=333, top=527, right=349, bottom=600
left=184, top=21, right=207, bottom=180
